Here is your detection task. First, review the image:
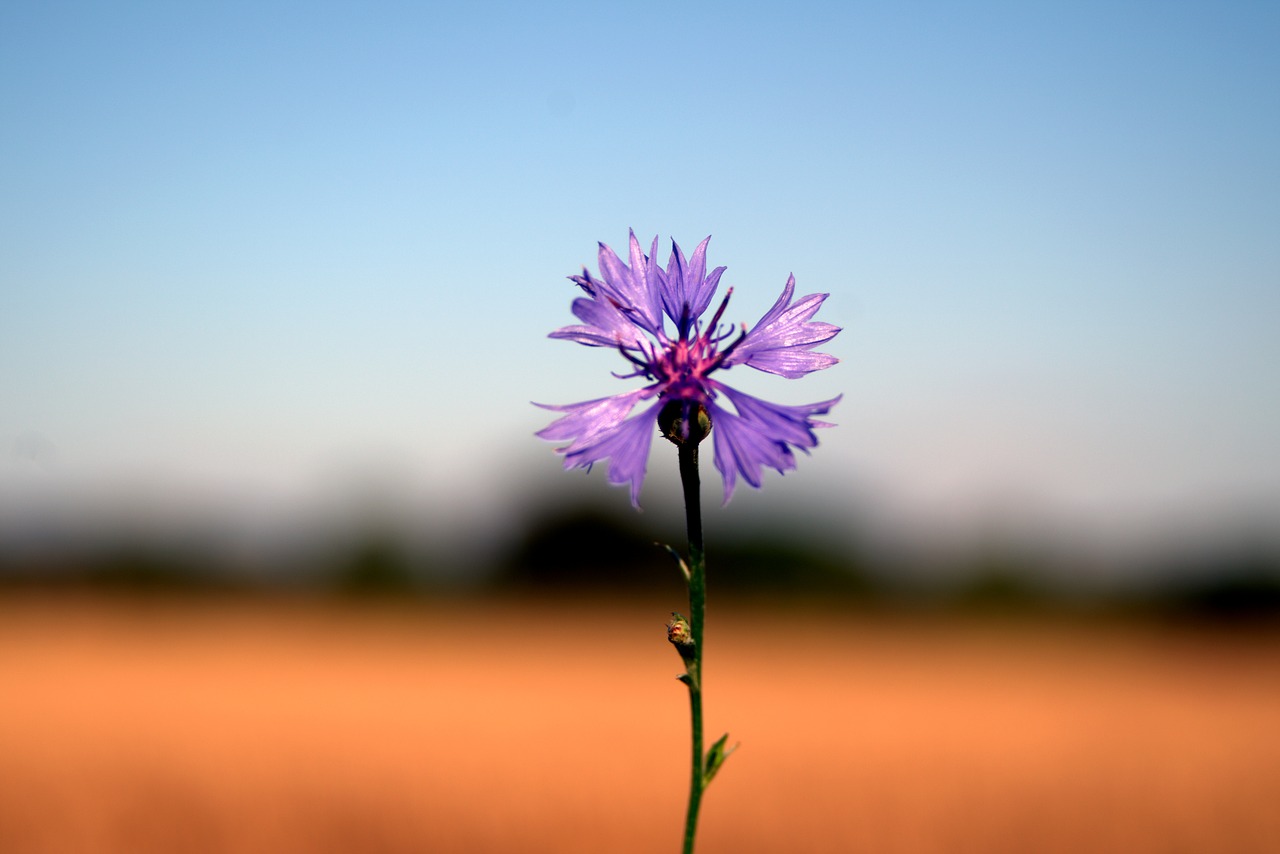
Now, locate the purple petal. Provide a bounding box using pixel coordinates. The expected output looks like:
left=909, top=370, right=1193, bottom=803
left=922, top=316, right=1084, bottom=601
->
left=701, top=266, right=726, bottom=313
left=535, top=388, right=651, bottom=444
left=661, top=239, right=689, bottom=329
left=684, top=237, right=720, bottom=320
left=595, top=232, right=664, bottom=336
left=706, top=386, right=841, bottom=502
left=660, top=236, right=723, bottom=337
left=628, top=231, right=648, bottom=291
left=642, top=233, right=666, bottom=334
left=595, top=241, right=633, bottom=304
left=718, top=385, right=841, bottom=450
left=628, top=230, right=664, bottom=334
left=547, top=297, right=648, bottom=350
left=536, top=392, right=661, bottom=507
left=707, top=400, right=796, bottom=503
left=547, top=326, right=617, bottom=347
left=722, top=274, right=840, bottom=377
left=588, top=402, right=661, bottom=507
left=568, top=269, right=605, bottom=297
left=733, top=347, right=839, bottom=378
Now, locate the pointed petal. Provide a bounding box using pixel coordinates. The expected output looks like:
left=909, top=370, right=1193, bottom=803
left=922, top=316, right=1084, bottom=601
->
left=662, top=239, right=689, bottom=330
left=706, top=387, right=841, bottom=502
left=594, top=234, right=664, bottom=336
left=722, top=275, right=840, bottom=376
left=629, top=230, right=661, bottom=332
left=659, top=235, right=722, bottom=336
left=568, top=269, right=605, bottom=297
left=536, top=393, right=661, bottom=507
left=535, top=388, right=651, bottom=444
left=736, top=347, right=839, bottom=378
left=546, top=297, right=649, bottom=349
left=685, top=237, right=720, bottom=320
left=718, top=385, right=841, bottom=450
left=700, top=265, right=726, bottom=317
left=595, top=240, right=630, bottom=299
left=591, top=401, right=661, bottom=507
left=629, top=230, right=647, bottom=290
left=752, top=273, right=797, bottom=330
left=708, top=401, right=795, bottom=503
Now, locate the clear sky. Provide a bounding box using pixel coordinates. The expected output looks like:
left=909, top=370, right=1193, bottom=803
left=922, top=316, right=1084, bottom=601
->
left=3, top=1, right=1278, bottom=565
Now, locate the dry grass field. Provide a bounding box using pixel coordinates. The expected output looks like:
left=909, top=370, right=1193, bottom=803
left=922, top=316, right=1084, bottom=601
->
left=0, top=594, right=1276, bottom=853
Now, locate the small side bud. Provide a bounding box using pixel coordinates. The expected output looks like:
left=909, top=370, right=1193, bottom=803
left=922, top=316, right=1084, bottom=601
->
left=667, top=612, right=693, bottom=646
left=667, top=612, right=696, bottom=664
left=658, top=399, right=712, bottom=446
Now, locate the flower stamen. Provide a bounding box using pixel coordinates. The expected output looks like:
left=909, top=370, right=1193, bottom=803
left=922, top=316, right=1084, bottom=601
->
left=710, top=323, right=750, bottom=369
left=706, top=287, right=733, bottom=335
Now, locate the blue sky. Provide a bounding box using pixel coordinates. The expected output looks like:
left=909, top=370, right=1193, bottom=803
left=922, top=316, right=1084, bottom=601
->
left=3, top=1, right=1278, bottom=563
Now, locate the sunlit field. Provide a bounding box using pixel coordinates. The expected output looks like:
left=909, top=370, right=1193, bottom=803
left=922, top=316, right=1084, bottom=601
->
left=1, top=594, right=1276, bottom=853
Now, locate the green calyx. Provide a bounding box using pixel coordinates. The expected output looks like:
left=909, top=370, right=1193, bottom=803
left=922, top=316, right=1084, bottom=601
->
left=658, top=399, right=712, bottom=447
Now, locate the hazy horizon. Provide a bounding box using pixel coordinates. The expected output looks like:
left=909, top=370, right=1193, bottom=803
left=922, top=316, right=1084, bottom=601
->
left=4, top=2, right=1278, bottom=586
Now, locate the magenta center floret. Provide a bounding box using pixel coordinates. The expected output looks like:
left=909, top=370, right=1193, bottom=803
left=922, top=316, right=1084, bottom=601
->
left=655, top=336, right=713, bottom=397
left=652, top=292, right=743, bottom=397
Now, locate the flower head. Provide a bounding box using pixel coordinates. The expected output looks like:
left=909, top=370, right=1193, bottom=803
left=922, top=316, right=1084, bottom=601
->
left=537, top=231, right=841, bottom=506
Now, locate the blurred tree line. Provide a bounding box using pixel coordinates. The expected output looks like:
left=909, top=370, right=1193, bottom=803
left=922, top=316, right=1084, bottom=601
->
left=2, top=499, right=1278, bottom=625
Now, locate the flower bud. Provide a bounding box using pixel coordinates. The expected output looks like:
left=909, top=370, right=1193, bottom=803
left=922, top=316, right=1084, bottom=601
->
left=658, top=399, right=712, bottom=447
left=667, top=612, right=692, bottom=644
left=667, top=612, right=696, bottom=664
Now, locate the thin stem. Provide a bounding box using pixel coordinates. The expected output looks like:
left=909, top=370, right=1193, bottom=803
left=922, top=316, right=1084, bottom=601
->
left=680, top=442, right=704, bottom=556
left=679, top=442, right=706, bottom=854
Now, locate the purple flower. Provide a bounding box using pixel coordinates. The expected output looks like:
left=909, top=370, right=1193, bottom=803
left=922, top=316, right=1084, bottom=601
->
left=537, top=231, right=841, bottom=506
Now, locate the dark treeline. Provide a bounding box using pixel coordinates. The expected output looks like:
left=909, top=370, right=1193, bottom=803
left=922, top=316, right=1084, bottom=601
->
left=2, top=500, right=1279, bottom=625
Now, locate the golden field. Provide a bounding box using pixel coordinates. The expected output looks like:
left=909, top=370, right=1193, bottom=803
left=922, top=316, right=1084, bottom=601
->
left=0, top=594, right=1276, bottom=853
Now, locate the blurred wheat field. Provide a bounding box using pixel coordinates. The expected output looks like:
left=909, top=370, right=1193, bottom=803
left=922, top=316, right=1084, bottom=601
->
left=0, top=595, right=1276, bottom=853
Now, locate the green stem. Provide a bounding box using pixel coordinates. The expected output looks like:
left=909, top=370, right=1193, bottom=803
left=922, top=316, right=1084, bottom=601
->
left=679, top=442, right=706, bottom=854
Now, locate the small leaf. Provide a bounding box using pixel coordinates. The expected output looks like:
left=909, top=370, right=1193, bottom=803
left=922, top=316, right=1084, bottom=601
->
left=703, top=733, right=739, bottom=785
left=656, top=542, right=691, bottom=582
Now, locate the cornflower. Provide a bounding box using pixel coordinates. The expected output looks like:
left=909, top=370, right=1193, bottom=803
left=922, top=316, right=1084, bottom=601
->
left=536, top=231, right=843, bottom=853
left=537, top=230, right=841, bottom=505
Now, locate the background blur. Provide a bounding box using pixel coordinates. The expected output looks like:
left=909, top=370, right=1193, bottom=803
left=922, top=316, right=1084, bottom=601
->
left=3, top=0, right=1279, bottom=598
left=2, top=2, right=1279, bottom=851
